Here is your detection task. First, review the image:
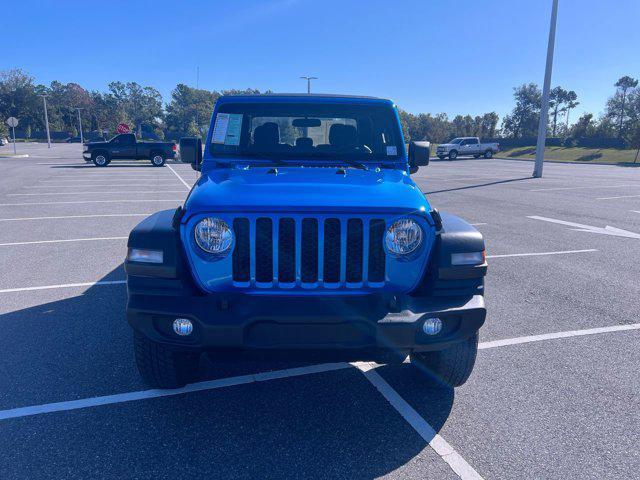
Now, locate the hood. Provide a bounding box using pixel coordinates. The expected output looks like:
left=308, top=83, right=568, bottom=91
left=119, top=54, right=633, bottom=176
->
left=184, top=167, right=429, bottom=215
left=86, top=141, right=108, bottom=147
left=438, top=143, right=455, bottom=148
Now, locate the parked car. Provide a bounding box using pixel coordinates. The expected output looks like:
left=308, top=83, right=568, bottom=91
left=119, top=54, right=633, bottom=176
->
left=0, top=137, right=8, bottom=146
left=82, top=133, right=176, bottom=167
left=436, top=137, right=500, bottom=160
left=125, top=94, right=487, bottom=389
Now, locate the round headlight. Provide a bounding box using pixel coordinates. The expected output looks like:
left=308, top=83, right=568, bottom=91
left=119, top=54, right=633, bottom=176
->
left=385, top=219, right=423, bottom=255
left=194, top=217, right=233, bottom=254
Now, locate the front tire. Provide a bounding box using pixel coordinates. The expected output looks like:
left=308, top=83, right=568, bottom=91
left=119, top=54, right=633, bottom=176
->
left=484, top=150, right=493, bottom=159
left=133, top=332, right=200, bottom=388
left=448, top=150, right=458, bottom=160
left=150, top=153, right=166, bottom=167
left=410, top=333, right=478, bottom=387
left=92, top=152, right=109, bottom=167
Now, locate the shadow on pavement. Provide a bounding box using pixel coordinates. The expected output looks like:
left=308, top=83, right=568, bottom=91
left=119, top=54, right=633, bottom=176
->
left=1, top=264, right=455, bottom=478
left=425, top=176, right=533, bottom=194
left=51, top=164, right=161, bottom=169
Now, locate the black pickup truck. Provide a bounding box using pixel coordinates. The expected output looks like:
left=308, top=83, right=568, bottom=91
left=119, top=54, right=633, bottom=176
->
left=83, top=133, right=176, bottom=167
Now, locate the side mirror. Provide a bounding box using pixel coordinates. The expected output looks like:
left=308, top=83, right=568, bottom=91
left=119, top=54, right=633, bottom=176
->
left=408, top=141, right=430, bottom=173
left=179, top=137, right=203, bottom=171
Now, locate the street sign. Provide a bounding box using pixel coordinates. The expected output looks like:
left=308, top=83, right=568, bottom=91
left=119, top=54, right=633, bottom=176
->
left=6, top=117, right=18, bottom=154
left=116, top=123, right=130, bottom=134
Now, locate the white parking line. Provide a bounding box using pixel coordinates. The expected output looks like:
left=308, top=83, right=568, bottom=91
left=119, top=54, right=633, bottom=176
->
left=0, top=363, right=350, bottom=421
left=7, top=191, right=185, bottom=196
left=597, top=194, right=640, bottom=200
left=30, top=184, right=180, bottom=187
left=355, top=363, right=483, bottom=479
left=487, top=249, right=597, bottom=259
left=0, top=214, right=147, bottom=222
left=38, top=175, right=176, bottom=182
left=531, top=184, right=640, bottom=192
left=0, top=237, right=127, bottom=247
left=167, top=164, right=192, bottom=190
left=0, top=199, right=183, bottom=206
left=0, top=280, right=126, bottom=294
left=470, top=223, right=487, bottom=226
left=479, top=323, right=640, bottom=350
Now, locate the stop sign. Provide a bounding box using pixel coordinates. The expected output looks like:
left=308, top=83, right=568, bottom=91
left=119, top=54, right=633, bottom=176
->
left=116, top=123, right=130, bottom=134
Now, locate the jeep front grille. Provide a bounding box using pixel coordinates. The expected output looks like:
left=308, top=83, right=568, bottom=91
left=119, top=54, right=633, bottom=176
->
left=231, top=216, right=386, bottom=288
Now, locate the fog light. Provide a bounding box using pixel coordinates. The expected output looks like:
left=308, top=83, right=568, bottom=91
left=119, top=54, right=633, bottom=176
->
left=173, top=318, right=193, bottom=336
left=422, top=317, right=442, bottom=335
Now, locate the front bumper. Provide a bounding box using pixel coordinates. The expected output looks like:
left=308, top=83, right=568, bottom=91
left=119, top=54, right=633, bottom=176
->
left=127, top=290, right=485, bottom=356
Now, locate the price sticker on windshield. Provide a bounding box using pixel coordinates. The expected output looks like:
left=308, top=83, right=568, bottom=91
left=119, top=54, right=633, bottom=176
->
left=212, top=113, right=243, bottom=145
left=211, top=113, right=230, bottom=144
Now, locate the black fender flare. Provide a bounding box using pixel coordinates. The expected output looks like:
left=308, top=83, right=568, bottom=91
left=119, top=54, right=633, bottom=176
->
left=413, top=211, right=487, bottom=295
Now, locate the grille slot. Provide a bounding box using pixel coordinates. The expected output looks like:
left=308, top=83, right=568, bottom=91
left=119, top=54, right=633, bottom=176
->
left=278, top=218, right=296, bottom=283
left=368, top=219, right=386, bottom=282
left=232, top=218, right=250, bottom=282
left=301, top=218, right=318, bottom=283
left=346, top=219, right=364, bottom=282
left=255, top=218, right=273, bottom=282
left=323, top=218, right=341, bottom=283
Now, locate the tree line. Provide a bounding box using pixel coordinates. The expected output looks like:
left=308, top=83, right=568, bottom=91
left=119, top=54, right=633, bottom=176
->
left=400, top=75, right=639, bottom=148
left=0, top=68, right=638, bottom=148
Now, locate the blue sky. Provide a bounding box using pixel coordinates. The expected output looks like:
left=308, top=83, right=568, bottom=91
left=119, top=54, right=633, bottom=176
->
left=4, top=0, right=639, bottom=120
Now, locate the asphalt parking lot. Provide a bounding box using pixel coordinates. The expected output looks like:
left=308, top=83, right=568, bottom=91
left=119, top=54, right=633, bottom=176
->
left=1, top=143, right=639, bottom=479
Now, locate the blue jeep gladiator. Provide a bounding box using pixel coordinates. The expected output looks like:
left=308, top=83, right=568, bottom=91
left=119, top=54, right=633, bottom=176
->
left=125, top=94, right=487, bottom=389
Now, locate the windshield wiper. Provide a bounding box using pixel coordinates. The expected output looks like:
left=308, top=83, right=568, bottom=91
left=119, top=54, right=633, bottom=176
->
left=339, top=159, right=369, bottom=170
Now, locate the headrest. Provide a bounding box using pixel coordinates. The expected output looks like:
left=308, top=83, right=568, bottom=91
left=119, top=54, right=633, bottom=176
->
left=295, top=137, right=313, bottom=148
left=329, top=124, right=357, bottom=147
left=253, top=122, right=280, bottom=146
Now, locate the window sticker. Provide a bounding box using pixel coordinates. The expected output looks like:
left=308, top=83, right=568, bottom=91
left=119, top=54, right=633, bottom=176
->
left=386, top=146, right=397, bottom=156
left=224, top=114, right=243, bottom=146
left=211, top=113, right=230, bottom=144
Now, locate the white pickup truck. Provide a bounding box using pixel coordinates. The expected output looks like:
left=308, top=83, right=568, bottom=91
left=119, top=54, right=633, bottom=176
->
left=436, top=137, right=500, bottom=160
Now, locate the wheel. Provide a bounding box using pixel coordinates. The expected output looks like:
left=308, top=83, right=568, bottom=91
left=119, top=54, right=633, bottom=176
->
left=437, top=156, right=445, bottom=160
left=448, top=150, right=458, bottom=160
left=133, top=332, right=200, bottom=388
left=150, top=153, right=166, bottom=167
left=484, top=150, right=493, bottom=159
left=410, top=333, right=478, bottom=387
left=92, top=152, right=109, bottom=167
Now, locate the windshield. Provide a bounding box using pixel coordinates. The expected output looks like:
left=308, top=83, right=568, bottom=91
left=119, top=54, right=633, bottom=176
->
left=210, top=102, right=403, bottom=162
left=448, top=138, right=463, bottom=144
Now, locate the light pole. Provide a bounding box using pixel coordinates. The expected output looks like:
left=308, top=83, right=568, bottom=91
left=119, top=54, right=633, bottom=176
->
left=40, top=95, right=51, bottom=148
left=533, top=0, right=559, bottom=178
left=300, top=76, right=318, bottom=94
left=76, top=108, right=84, bottom=144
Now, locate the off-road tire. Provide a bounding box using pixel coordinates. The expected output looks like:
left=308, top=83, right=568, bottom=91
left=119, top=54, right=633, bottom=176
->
left=150, top=153, right=166, bottom=167
left=92, top=152, right=109, bottom=167
left=133, top=332, right=200, bottom=388
left=410, top=333, right=478, bottom=387
left=448, top=150, right=458, bottom=160
left=484, top=150, right=493, bottom=159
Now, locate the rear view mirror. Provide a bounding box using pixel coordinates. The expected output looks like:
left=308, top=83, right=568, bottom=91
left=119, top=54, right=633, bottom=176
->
left=292, top=118, right=322, bottom=128
left=179, top=137, right=203, bottom=171
left=408, top=141, right=430, bottom=173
